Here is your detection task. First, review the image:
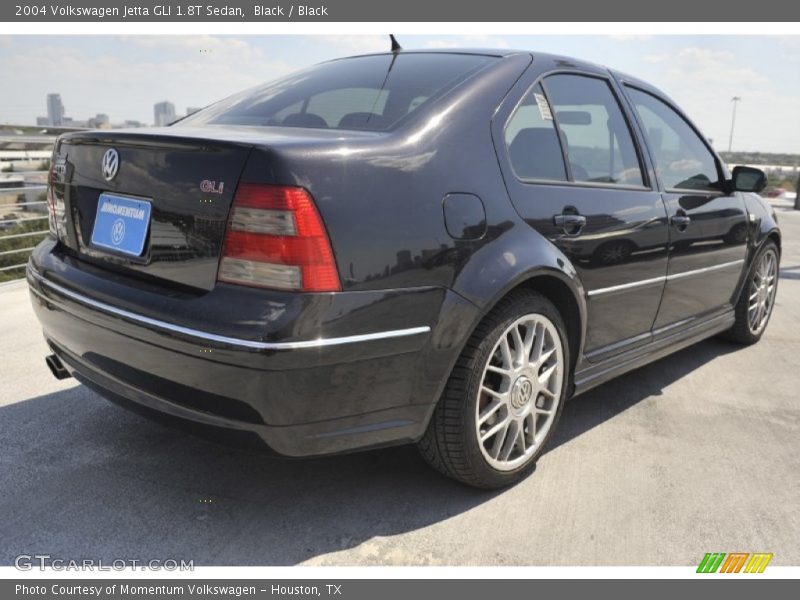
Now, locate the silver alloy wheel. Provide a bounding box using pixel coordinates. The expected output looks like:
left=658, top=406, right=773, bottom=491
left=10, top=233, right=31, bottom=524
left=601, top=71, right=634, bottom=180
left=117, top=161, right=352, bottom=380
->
left=748, top=249, right=778, bottom=335
left=475, top=313, right=564, bottom=471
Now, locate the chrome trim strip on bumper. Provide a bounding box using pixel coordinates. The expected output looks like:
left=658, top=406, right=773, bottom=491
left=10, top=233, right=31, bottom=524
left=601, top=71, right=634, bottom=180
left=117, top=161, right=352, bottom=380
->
left=28, top=270, right=431, bottom=351
left=587, top=259, right=745, bottom=298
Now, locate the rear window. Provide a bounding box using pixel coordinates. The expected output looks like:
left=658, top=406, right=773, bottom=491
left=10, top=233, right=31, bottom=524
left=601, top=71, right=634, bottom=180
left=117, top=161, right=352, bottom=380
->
left=178, top=53, right=496, bottom=132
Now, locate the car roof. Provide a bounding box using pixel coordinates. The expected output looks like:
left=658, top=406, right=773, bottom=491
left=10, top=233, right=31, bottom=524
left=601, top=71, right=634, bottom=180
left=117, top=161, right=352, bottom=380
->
left=333, top=48, right=526, bottom=59
left=334, top=47, right=609, bottom=71
left=329, top=48, right=675, bottom=106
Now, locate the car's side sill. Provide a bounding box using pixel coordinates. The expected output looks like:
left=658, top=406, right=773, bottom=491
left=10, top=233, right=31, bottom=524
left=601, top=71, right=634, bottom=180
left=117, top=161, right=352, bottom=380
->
left=572, top=311, right=735, bottom=397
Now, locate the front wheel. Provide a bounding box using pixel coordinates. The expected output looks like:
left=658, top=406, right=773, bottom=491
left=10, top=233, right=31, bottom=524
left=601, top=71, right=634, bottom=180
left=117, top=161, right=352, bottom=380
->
left=724, top=241, right=779, bottom=345
left=418, top=290, right=570, bottom=489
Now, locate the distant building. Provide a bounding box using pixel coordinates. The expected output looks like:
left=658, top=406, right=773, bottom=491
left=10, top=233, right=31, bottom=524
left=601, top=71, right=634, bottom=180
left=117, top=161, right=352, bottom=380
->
left=46, top=93, right=65, bottom=126
left=124, top=120, right=143, bottom=128
left=154, top=101, right=176, bottom=127
left=87, top=113, right=111, bottom=129
left=36, top=117, right=49, bottom=127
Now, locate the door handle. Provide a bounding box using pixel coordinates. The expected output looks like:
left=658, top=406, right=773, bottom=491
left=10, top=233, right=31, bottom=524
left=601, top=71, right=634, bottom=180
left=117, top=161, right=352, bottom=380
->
left=671, top=212, right=691, bottom=231
left=553, top=213, right=587, bottom=234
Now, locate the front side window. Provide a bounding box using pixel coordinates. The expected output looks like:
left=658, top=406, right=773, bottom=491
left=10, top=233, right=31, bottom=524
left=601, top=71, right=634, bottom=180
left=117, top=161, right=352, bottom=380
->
left=543, top=74, right=645, bottom=187
left=625, top=87, right=721, bottom=192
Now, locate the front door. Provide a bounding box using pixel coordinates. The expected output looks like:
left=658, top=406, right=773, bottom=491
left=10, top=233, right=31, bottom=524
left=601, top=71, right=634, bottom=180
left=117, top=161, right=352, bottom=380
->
left=497, top=68, right=670, bottom=360
left=622, top=86, right=749, bottom=331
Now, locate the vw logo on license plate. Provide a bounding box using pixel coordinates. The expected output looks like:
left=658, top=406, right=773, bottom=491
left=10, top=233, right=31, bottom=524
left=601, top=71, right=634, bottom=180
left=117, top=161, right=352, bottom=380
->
left=111, top=218, right=126, bottom=245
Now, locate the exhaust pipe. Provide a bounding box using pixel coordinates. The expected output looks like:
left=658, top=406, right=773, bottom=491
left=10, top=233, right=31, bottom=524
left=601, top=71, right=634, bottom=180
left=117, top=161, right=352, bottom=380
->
left=46, top=354, right=72, bottom=380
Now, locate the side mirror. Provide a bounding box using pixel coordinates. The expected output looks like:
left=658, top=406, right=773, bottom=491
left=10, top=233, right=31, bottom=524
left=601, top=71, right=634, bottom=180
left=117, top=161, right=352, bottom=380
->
left=730, top=166, right=767, bottom=193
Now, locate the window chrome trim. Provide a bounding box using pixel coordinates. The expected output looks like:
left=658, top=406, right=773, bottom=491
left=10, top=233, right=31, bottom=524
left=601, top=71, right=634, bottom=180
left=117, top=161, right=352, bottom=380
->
left=587, top=259, right=744, bottom=297
left=28, top=269, right=431, bottom=351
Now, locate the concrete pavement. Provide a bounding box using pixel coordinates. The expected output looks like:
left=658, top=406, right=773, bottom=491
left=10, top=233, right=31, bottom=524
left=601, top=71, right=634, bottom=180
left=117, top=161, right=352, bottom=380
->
left=1, top=204, right=798, bottom=566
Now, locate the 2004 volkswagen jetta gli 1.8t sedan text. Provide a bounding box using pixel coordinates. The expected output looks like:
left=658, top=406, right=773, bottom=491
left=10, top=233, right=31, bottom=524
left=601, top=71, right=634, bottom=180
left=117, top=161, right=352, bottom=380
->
left=28, top=48, right=780, bottom=488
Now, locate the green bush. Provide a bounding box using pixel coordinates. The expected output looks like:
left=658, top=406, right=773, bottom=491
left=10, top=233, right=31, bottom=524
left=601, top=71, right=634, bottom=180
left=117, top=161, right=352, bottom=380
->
left=0, top=218, right=49, bottom=282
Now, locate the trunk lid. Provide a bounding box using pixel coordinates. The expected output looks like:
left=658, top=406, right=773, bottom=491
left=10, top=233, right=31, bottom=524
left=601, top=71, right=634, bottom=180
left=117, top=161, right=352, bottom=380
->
left=54, top=129, right=254, bottom=291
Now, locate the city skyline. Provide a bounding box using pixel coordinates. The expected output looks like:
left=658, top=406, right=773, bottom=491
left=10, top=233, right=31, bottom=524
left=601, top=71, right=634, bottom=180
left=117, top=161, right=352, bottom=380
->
left=1, top=35, right=799, bottom=152
left=33, top=93, right=196, bottom=128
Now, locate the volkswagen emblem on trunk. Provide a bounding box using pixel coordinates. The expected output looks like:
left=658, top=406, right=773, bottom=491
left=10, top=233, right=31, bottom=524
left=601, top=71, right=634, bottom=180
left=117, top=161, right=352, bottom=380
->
left=101, top=148, right=119, bottom=181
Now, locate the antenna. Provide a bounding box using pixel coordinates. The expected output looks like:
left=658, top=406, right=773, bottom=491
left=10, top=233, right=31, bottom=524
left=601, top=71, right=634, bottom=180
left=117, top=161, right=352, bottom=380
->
left=366, top=36, right=402, bottom=125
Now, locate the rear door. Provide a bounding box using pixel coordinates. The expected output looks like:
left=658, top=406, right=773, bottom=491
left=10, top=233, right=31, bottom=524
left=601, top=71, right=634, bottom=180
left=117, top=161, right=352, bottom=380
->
left=495, top=64, right=670, bottom=361
left=621, top=86, right=749, bottom=331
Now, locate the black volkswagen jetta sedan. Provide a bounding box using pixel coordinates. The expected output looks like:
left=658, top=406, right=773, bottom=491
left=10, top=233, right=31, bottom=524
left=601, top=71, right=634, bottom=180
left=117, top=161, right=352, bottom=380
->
left=28, top=48, right=780, bottom=488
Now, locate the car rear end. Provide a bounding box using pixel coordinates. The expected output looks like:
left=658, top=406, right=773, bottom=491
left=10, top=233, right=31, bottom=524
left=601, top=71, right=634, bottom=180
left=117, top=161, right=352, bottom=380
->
left=27, top=51, right=512, bottom=456
left=30, top=126, right=445, bottom=455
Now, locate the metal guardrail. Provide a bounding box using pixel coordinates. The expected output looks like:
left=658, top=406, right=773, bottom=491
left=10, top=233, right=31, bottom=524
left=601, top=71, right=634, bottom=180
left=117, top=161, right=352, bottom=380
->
left=0, top=181, right=49, bottom=280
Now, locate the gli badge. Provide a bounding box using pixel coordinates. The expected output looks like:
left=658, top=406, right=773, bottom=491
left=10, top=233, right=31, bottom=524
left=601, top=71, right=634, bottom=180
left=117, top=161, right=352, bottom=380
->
left=200, top=180, right=224, bottom=194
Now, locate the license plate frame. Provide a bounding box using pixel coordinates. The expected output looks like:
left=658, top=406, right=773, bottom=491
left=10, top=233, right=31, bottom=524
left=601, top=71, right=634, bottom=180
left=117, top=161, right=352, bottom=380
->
left=90, top=193, right=153, bottom=257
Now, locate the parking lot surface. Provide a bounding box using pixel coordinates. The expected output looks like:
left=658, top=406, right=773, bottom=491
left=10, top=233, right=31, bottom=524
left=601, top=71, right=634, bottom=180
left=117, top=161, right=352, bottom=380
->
left=1, top=201, right=798, bottom=566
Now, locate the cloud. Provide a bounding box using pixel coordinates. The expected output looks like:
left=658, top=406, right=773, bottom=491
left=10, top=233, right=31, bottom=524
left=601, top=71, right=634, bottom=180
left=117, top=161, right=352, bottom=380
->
left=651, top=47, right=766, bottom=88
left=609, top=35, right=654, bottom=42
left=423, top=35, right=511, bottom=49
left=313, top=35, right=387, bottom=56
left=641, top=53, right=668, bottom=63
left=777, top=36, right=800, bottom=62
left=641, top=47, right=794, bottom=152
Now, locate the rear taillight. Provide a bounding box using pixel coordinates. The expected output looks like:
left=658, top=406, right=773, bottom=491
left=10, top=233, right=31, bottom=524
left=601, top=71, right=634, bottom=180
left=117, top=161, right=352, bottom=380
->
left=46, top=185, right=57, bottom=237
left=46, top=162, right=59, bottom=238
left=47, top=161, right=66, bottom=239
left=218, top=184, right=340, bottom=292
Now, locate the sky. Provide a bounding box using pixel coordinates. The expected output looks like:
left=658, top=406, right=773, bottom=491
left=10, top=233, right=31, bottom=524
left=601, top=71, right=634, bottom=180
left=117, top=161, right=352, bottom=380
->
left=0, top=34, right=798, bottom=154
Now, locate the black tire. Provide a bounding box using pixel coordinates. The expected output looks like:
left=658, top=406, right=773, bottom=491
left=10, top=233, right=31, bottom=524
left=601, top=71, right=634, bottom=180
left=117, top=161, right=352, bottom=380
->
left=417, top=289, right=570, bottom=489
left=723, top=240, right=779, bottom=345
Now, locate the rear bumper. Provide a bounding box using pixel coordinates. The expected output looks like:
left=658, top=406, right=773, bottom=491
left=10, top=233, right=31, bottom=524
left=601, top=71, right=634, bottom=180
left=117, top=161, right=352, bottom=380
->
left=27, top=241, right=456, bottom=456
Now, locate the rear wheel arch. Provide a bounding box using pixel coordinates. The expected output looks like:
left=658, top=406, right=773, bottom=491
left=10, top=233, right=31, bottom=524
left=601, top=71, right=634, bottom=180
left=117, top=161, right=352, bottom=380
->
left=456, top=270, right=586, bottom=390
left=766, top=230, right=781, bottom=252
left=419, top=286, right=573, bottom=487
left=512, top=274, right=583, bottom=376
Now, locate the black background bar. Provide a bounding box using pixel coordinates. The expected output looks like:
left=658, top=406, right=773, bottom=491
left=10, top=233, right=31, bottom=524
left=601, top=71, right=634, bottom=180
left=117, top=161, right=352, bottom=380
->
left=3, top=0, right=800, bottom=22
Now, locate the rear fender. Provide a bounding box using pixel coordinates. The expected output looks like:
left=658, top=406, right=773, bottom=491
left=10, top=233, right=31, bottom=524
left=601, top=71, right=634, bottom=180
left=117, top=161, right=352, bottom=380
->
left=411, top=225, right=587, bottom=427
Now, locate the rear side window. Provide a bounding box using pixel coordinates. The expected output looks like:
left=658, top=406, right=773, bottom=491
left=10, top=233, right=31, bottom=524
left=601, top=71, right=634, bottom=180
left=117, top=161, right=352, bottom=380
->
left=179, top=53, right=496, bottom=132
left=543, top=74, right=645, bottom=187
left=625, top=87, right=721, bottom=192
left=504, top=83, right=568, bottom=182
